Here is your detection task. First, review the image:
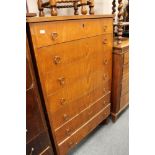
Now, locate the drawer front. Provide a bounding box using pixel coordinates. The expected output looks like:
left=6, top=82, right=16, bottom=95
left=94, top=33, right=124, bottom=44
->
left=26, top=132, right=54, bottom=155
left=37, top=34, right=112, bottom=74
left=47, top=68, right=112, bottom=115
left=45, top=56, right=112, bottom=95
left=58, top=104, right=111, bottom=155
left=51, top=80, right=111, bottom=130
left=121, top=74, right=129, bottom=96
left=31, top=18, right=113, bottom=48
left=123, top=51, right=129, bottom=65
left=26, top=88, right=45, bottom=143
left=55, top=93, right=111, bottom=143
left=120, top=93, right=129, bottom=109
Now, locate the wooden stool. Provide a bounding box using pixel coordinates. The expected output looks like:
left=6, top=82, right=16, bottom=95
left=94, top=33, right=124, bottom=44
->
left=38, top=0, right=94, bottom=16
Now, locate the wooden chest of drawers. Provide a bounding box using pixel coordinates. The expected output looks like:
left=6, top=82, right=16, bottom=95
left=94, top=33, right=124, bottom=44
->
left=26, top=37, right=54, bottom=155
left=111, top=38, right=129, bottom=122
left=27, top=15, right=113, bottom=155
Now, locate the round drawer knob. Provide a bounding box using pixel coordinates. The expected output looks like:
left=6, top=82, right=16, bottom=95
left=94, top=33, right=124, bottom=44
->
left=88, top=111, right=93, bottom=116
left=63, top=114, right=69, bottom=121
left=103, top=38, right=108, bottom=44
left=54, top=56, right=61, bottom=64
left=68, top=141, right=74, bottom=147
left=60, top=98, right=67, bottom=105
left=103, top=26, right=108, bottom=32
left=103, top=74, right=108, bottom=80
left=66, top=128, right=71, bottom=135
left=51, top=32, right=58, bottom=41
left=58, top=77, right=65, bottom=86
left=103, top=59, right=108, bottom=65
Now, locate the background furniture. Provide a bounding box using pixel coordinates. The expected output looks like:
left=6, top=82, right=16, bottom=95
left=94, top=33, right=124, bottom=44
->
left=38, top=0, right=94, bottom=16
left=26, top=36, right=54, bottom=155
left=111, top=0, right=129, bottom=122
left=111, top=38, right=129, bottom=122
left=27, top=15, right=113, bottom=155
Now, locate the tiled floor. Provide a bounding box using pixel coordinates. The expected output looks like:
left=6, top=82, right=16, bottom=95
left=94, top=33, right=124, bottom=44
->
left=69, top=108, right=129, bottom=155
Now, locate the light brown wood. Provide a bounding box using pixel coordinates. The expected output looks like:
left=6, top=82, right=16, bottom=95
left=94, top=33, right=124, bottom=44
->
left=26, top=15, right=113, bottom=23
left=27, top=16, right=113, bottom=155
left=55, top=93, right=111, bottom=144
left=51, top=80, right=111, bottom=130
left=29, top=18, right=112, bottom=48
left=59, top=104, right=111, bottom=155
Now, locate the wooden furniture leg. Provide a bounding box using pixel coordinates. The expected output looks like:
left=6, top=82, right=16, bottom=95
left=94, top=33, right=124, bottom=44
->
left=111, top=113, right=118, bottom=123
left=81, top=0, right=87, bottom=15
left=74, top=1, right=79, bottom=15
left=50, top=0, right=57, bottom=16
left=89, top=0, right=94, bottom=15
left=37, top=0, right=45, bottom=16
left=117, top=0, right=123, bottom=45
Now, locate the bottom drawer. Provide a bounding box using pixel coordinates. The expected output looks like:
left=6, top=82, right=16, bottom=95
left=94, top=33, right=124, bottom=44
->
left=58, top=104, right=110, bottom=155
left=26, top=131, right=54, bottom=155
left=120, top=93, right=129, bottom=109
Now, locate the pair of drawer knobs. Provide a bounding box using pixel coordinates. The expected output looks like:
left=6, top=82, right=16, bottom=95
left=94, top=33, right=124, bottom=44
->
left=54, top=56, right=108, bottom=65
left=51, top=26, right=108, bottom=41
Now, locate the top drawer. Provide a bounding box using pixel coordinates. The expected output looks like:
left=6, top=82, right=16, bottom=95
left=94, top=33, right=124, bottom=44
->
left=30, top=18, right=113, bottom=48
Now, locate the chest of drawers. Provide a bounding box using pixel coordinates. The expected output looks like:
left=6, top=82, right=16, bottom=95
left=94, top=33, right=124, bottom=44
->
left=27, top=15, right=113, bottom=155
left=111, top=38, right=129, bottom=122
left=26, top=37, right=54, bottom=155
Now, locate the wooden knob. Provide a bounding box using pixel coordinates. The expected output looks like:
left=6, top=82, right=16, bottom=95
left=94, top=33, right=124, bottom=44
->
left=103, top=25, right=108, bottom=32
left=54, top=56, right=61, bottom=64
left=66, top=128, right=71, bottom=135
left=103, top=74, right=108, bottom=80
left=68, top=141, right=74, bottom=147
left=60, top=98, right=67, bottom=105
left=103, top=59, right=108, bottom=65
left=103, top=38, right=108, bottom=44
left=63, top=114, right=69, bottom=121
left=103, top=88, right=106, bottom=93
left=58, top=77, right=65, bottom=86
left=51, top=32, right=58, bottom=40
left=88, top=111, right=93, bottom=116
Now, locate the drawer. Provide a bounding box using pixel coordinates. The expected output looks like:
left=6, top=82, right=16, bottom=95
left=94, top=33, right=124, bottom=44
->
left=123, top=51, right=129, bottom=65
left=47, top=69, right=112, bottom=115
left=37, top=34, right=112, bottom=74
left=26, top=132, right=53, bottom=155
left=30, top=18, right=113, bottom=48
left=121, top=74, right=129, bottom=96
left=54, top=93, right=111, bottom=143
left=123, top=64, right=129, bottom=77
left=26, top=88, right=45, bottom=143
left=45, top=55, right=112, bottom=95
left=120, top=93, right=129, bottom=109
left=51, top=80, right=111, bottom=129
left=58, top=104, right=110, bottom=155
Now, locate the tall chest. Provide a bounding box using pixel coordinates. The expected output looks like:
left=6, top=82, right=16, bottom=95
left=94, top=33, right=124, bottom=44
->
left=27, top=15, right=113, bottom=155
